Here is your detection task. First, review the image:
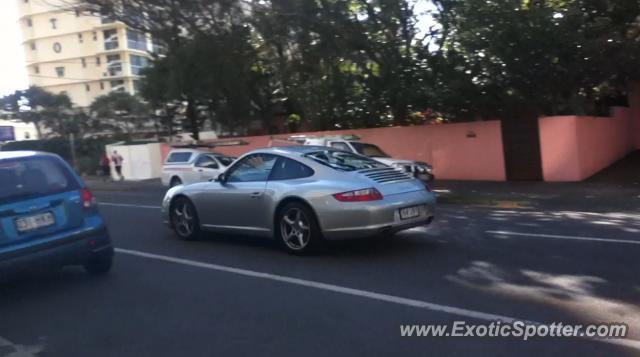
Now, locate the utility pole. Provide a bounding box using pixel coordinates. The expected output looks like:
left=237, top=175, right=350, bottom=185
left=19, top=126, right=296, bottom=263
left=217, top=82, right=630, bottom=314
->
left=69, top=133, right=78, bottom=171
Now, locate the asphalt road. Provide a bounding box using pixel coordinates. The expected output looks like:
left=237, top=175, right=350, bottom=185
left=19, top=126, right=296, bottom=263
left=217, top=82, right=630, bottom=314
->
left=1, top=187, right=639, bottom=356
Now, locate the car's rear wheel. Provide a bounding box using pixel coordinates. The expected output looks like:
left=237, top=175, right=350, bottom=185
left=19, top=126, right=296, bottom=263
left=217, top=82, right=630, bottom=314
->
left=170, top=177, right=183, bottom=187
left=276, top=202, right=323, bottom=254
left=171, top=197, right=201, bottom=240
left=84, top=250, right=113, bottom=275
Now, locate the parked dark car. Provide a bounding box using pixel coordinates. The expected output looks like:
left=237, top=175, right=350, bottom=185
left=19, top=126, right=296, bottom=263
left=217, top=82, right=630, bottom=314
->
left=0, top=151, right=113, bottom=275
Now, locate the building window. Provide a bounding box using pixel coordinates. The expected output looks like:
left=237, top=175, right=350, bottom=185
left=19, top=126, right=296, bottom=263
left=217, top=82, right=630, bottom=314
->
left=53, top=42, right=62, bottom=53
left=24, top=132, right=30, bottom=140
left=107, top=54, right=122, bottom=76
left=127, top=29, right=147, bottom=51
left=55, top=67, right=65, bottom=77
left=96, top=56, right=101, bottom=66
left=81, top=58, right=87, bottom=68
left=26, top=18, right=32, bottom=27
left=85, top=84, right=91, bottom=92
left=100, top=81, right=105, bottom=90
left=50, top=18, right=57, bottom=29
left=110, top=80, right=125, bottom=92
left=33, top=65, right=39, bottom=74
left=93, top=31, right=98, bottom=41
left=130, top=55, right=149, bottom=75
left=30, top=42, right=36, bottom=50
left=103, top=29, right=119, bottom=50
left=78, top=33, right=83, bottom=43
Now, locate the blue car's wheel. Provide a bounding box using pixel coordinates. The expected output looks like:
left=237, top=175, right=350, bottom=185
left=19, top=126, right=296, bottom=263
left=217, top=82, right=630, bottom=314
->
left=84, top=250, right=113, bottom=275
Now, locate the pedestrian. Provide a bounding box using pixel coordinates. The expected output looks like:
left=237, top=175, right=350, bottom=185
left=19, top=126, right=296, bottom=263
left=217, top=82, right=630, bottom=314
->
left=111, top=150, right=124, bottom=181
left=100, top=153, right=111, bottom=181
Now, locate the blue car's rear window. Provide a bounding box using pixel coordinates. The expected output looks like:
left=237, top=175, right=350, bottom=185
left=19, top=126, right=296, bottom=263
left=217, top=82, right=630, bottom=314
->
left=0, top=156, right=80, bottom=204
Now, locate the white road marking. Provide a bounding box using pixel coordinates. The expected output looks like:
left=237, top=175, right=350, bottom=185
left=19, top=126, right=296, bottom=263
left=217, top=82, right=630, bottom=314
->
left=115, top=248, right=640, bottom=350
left=98, top=202, right=161, bottom=209
left=486, top=230, right=640, bottom=246
left=0, top=336, right=44, bottom=356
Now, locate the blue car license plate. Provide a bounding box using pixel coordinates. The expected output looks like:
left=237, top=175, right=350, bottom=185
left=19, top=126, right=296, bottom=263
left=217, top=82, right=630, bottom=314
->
left=15, top=212, right=55, bottom=233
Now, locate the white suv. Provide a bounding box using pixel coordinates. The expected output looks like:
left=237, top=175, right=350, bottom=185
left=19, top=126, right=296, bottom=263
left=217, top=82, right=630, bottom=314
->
left=161, top=149, right=236, bottom=187
left=299, top=136, right=434, bottom=182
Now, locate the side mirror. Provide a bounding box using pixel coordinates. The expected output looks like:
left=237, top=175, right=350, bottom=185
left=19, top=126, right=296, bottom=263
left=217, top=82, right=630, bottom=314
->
left=217, top=173, right=227, bottom=183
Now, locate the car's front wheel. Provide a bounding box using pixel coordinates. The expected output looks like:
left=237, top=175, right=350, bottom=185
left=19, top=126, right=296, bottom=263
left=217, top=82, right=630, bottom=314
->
left=170, top=197, right=201, bottom=240
left=276, top=202, right=323, bottom=254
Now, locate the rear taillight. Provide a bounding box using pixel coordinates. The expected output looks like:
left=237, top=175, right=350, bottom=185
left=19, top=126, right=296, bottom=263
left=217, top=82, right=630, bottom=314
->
left=333, top=188, right=383, bottom=202
left=81, top=188, right=97, bottom=209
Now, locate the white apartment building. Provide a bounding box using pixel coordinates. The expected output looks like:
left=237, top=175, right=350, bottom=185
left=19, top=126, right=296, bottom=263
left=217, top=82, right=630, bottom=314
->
left=17, top=0, right=152, bottom=107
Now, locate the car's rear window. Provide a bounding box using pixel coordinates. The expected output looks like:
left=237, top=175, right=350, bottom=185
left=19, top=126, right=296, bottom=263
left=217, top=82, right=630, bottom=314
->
left=166, top=152, right=194, bottom=163
left=305, top=150, right=387, bottom=171
left=0, top=156, right=80, bottom=204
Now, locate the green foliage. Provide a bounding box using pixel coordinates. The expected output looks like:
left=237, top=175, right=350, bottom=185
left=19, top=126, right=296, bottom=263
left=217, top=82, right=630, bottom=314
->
left=0, top=86, right=81, bottom=137
left=432, top=0, right=640, bottom=118
left=77, top=0, right=640, bottom=129
left=90, top=92, right=149, bottom=138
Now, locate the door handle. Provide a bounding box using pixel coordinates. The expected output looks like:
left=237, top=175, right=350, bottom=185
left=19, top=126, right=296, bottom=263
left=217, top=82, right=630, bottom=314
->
left=197, top=169, right=203, bottom=172
left=250, top=192, right=263, bottom=198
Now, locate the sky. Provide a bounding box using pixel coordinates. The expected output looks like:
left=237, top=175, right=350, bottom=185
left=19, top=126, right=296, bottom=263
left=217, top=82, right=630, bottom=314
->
left=0, top=1, right=28, bottom=96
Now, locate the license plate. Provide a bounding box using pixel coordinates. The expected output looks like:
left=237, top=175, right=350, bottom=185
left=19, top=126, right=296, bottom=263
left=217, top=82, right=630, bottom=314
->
left=400, top=206, right=421, bottom=220
left=15, top=212, right=55, bottom=233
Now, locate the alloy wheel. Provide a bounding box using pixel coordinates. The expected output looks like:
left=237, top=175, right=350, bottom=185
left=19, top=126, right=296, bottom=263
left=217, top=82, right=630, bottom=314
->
left=173, top=201, right=194, bottom=237
left=280, top=207, right=311, bottom=250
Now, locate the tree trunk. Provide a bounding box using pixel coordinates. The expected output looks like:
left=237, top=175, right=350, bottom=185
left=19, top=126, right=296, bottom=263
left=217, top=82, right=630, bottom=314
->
left=186, top=97, right=200, bottom=141
left=34, top=122, right=43, bottom=139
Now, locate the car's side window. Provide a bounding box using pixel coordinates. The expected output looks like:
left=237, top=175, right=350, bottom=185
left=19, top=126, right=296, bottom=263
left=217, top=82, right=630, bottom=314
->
left=226, top=154, right=277, bottom=183
left=166, top=152, right=192, bottom=163
left=330, top=142, right=351, bottom=151
left=269, top=157, right=314, bottom=181
left=195, top=155, right=219, bottom=169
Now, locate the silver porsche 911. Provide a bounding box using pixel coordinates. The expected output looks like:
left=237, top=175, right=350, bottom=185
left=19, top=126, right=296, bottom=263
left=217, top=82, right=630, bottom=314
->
left=162, top=146, right=436, bottom=254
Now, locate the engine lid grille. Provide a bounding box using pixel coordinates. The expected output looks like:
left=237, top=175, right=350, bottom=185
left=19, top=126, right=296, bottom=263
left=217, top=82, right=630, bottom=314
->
left=358, top=167, right=412, bottom=183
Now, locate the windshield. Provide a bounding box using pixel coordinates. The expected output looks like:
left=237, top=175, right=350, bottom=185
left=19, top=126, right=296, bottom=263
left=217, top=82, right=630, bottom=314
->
left=305, top=150, right=388, bottom=171
left=350, top=142, right=389, bottom=158
left=0, top=156, right=80, bottom=204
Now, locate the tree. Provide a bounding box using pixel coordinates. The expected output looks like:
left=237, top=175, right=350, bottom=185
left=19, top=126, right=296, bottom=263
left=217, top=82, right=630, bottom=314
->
left=90, top=92, right=149, bottom=140
left=0, top=86, right=79, bottom=137
left=431, top=0, right=640, bottom=119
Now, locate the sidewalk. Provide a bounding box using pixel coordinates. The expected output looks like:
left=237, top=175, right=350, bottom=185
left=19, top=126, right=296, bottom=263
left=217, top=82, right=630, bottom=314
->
left=84, top=177, right=165, bottom=193
left=434, top=180, right=639, bottom=212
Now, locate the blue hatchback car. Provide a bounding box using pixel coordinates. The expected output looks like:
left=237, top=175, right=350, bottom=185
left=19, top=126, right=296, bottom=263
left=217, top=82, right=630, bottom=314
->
left=0, top=151, right=113, bottom=275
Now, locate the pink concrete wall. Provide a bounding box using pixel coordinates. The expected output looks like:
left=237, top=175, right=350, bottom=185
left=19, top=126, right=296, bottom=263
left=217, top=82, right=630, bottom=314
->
left=539, top=108, right=634, bottom=181
left=163, top=121, right=507, bottom=181
left=539, top=116, right=581, bottom=182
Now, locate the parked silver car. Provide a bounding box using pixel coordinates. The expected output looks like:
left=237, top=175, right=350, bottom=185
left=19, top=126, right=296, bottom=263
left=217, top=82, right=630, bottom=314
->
left=162, top=146, right=436, bottom=254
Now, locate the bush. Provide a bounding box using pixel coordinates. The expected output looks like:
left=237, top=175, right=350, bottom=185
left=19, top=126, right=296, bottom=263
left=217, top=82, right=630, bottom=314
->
left=1, top=135, right=128, bottom=175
